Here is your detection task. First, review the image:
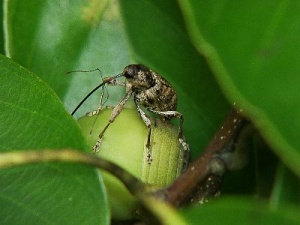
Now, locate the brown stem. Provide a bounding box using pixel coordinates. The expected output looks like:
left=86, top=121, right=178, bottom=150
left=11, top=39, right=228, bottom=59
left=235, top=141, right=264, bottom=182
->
left=161, top=108, right=246, bottom=206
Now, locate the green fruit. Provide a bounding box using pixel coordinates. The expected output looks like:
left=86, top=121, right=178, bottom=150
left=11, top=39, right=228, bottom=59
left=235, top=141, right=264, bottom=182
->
left=77, top=108, right=187, bottom=220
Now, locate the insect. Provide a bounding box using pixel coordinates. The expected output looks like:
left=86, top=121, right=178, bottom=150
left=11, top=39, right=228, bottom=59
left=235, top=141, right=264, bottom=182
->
left=72, top=64, right=189, bottom=163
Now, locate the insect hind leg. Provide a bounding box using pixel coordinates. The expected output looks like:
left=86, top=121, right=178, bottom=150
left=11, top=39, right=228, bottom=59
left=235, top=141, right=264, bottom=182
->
left=148, top=109, right=190, bottom=166
left=148, top=110, right=185, bottom=138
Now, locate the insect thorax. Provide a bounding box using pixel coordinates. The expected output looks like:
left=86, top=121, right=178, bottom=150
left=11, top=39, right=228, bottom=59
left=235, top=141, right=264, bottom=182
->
left=133, top=71, right=178, bottom=112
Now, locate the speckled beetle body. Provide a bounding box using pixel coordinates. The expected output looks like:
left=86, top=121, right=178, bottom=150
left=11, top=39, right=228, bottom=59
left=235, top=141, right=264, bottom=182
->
left=73, top=64, right=189, bottom=164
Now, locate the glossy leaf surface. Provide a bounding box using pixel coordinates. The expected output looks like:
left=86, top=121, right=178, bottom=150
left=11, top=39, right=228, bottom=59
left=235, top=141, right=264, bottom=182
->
left=0, top=55, right=109, bottom=225
left=182, top=197, right=300, bottom=225
left=178, top=1, right=300, bottom=175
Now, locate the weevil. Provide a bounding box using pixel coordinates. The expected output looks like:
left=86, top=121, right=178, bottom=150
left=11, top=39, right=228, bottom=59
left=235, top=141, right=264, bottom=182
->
left=72, top=64, right=189, bottom=163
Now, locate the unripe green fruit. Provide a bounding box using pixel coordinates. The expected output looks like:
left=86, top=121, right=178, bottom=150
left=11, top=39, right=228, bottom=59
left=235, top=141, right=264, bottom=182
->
left=77, top=108, right=186, bottom=220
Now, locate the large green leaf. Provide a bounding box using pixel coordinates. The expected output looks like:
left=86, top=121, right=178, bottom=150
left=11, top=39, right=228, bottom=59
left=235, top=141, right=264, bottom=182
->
left=178, top=1, right=300, bottom=174
left=181, top=197, right=300, bottom=225
left=0, top=55, right=109, bottom=225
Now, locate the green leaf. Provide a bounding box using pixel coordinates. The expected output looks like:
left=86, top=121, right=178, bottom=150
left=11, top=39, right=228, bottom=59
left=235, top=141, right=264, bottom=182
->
left=178, top=1, right=300, bottom=174
left=181, top=197, right=300, bottom=225
left=270, top=163, right=300, bottom=207
left=4, top=0, right=130, bottom=115
left=0, top=0, right=4, bottom=54
left=0, top=55, right=109, bottom=225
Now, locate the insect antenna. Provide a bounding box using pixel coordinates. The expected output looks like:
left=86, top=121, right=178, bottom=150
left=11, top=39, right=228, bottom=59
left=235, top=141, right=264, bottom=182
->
left=67, top=70, right=124, bottom=116
left=71, top=82, right=106, bottom=115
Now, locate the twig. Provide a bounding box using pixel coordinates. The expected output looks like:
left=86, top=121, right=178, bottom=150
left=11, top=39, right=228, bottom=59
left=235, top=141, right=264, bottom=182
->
left=159, top=108, right=246, bottom=206
left=0, top=149, right=147, bottom=196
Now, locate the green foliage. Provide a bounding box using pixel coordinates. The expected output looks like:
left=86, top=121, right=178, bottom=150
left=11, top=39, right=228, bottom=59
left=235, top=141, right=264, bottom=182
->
left=1, top=0, right=300, bottom=224
left=179, top=0, right=300, bottom=176
left=182, top=197, right=300, bottom=225
left=0, top=55, right=109, bottom=224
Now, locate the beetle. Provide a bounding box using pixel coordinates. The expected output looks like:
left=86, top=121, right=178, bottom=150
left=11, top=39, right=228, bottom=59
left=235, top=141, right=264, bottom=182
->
left=72, top=64, right=189, bottom=163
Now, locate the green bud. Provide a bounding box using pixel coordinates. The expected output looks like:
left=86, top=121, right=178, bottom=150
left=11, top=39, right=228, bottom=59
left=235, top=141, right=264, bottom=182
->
left=77, top=108, right=187, bottom=220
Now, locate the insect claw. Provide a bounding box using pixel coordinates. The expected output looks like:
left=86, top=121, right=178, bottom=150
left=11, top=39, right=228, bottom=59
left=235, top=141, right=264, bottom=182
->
left=179, top=138, right=190, bottom=152
left=86, top=109, right=101, bottom=117
left=145, top=143, right=153, bottom=164
left=147, top=151, right=153, bottom=164
left=93, top=138, right=102, bottom=153
left=179, top=138, right=190, bottom=171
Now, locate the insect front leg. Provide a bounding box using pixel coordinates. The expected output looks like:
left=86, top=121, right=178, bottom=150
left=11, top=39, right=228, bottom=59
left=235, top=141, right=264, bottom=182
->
left=134, top=101, right=153, bottom=164
left=93, top=90, right=132, bottom=152
left=86, top=85, right=106, bottom=117
left=87, top=78, right=125, bottom=116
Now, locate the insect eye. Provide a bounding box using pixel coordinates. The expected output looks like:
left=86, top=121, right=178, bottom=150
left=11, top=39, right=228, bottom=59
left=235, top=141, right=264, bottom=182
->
left=123, top=66, right=136, bottom=79
left=124, top=70, right=134, bottom=78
